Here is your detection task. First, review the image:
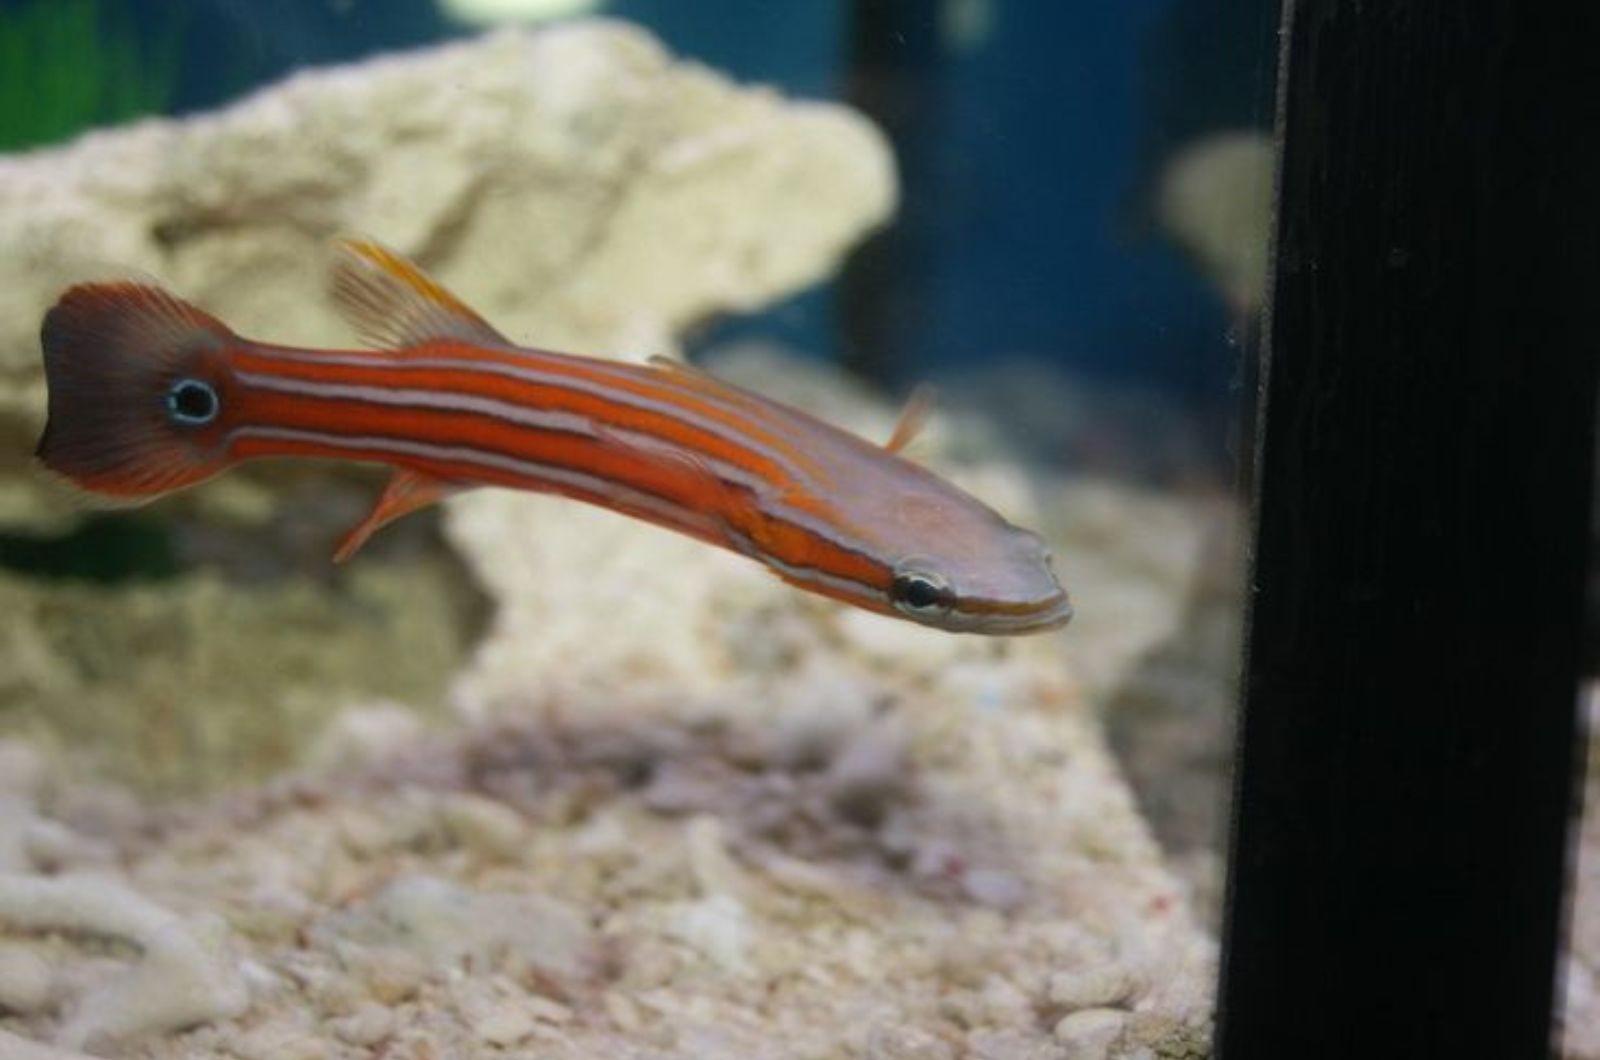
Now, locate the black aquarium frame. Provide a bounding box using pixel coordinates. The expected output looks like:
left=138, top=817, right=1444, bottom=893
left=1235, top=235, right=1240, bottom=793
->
left=1220, top=2, right=1599, bottom=1058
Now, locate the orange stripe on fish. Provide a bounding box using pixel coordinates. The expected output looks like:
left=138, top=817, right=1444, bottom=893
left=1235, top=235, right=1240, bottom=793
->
left=33, top=240, right=1072, bottom=635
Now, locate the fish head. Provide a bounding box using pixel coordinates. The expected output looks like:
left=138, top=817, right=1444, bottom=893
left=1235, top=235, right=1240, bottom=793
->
left=862, top=485, right=1072, bottom=636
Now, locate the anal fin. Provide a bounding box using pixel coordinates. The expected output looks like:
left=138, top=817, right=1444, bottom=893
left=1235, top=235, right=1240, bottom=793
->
left=334, top=468, right=462, bottom=563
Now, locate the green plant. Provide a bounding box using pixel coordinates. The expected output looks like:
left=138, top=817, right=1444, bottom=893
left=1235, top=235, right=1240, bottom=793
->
left=0, top=0, right=183, bottom=151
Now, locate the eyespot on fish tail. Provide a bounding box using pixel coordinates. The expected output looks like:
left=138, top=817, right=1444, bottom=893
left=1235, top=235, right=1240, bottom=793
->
left=35, top=282, right=238, bottom=499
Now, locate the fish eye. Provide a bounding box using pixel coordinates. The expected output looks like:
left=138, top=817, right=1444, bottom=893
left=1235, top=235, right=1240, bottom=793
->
left=165, top=379, right=219, bottom=426
left=890, top=565, right=955, bottom=618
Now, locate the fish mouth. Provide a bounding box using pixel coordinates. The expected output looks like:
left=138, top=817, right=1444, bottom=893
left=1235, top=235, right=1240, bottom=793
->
left=961, top=591, right=1074, bottom=635
left=1023, top=593, right=1075, bottom=633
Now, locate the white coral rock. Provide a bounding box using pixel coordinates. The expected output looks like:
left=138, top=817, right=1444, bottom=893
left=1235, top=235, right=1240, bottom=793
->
left=0, top=873, right=247, bottom=1050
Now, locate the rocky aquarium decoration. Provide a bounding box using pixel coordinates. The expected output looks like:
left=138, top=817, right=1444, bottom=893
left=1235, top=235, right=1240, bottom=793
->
left=0, top=21, right=1218, bottom=1060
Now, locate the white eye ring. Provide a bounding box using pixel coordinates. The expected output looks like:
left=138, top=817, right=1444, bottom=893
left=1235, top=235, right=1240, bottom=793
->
left=890, top=565, right=954, bottom=618
left=165, top=378, right=220, bottom=426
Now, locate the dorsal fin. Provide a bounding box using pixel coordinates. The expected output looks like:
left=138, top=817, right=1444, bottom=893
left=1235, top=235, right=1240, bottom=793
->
left=328, top=237, right=510, bottom=350
left=645, top=354, right=767, bottom=408
left=644, top=354, right=842, bottom=490
left=885, top=383, right=937, bottom=454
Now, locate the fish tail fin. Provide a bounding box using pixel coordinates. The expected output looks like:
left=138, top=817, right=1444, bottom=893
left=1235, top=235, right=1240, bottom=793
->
left=35, top=282, right=239, bottom=501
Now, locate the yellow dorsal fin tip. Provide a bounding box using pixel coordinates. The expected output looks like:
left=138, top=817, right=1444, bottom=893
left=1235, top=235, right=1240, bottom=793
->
left=327, top=236, right=510, bottom=350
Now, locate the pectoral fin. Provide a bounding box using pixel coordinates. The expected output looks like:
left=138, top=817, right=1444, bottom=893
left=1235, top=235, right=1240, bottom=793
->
left=334, top=467, right=462, bottom=562
left=590, top=421, right=755, bottom=552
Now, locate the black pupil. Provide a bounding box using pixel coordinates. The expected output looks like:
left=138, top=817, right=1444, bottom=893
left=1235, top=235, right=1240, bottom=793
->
left=168, top=380, right=217, bottom=423
left=896, top=574, right=945, bottom=610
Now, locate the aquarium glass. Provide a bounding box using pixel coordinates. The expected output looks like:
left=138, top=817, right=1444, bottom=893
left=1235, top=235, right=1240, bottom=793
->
left=0, top=1, right=1283, bottom=1055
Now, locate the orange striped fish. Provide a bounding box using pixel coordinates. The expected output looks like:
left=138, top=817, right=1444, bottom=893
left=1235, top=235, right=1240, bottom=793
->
left=33, top=240, right=1071, bottom=634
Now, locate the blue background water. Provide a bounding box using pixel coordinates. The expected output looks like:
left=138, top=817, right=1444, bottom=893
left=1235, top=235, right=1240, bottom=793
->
left=7, top=0, right=1277, bottom=472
